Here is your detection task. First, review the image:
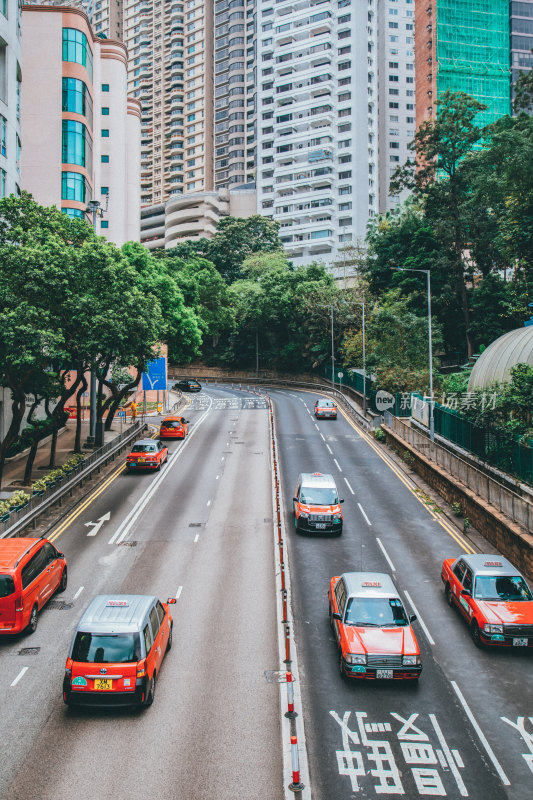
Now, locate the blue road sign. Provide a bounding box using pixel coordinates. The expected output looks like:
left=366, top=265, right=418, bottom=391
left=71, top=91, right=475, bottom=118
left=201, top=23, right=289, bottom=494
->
left=142, top=357, right=167, bottom=390
left=118, top=410, right=126, bottom=417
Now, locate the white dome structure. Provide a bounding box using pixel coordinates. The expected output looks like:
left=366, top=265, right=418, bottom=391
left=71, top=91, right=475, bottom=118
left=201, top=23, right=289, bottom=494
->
left=468, top=326, right=533, bottom=391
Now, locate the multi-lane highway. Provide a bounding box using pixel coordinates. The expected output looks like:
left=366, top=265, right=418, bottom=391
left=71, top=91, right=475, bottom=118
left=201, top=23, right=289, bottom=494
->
left=0, top=385, right=531, bottom=800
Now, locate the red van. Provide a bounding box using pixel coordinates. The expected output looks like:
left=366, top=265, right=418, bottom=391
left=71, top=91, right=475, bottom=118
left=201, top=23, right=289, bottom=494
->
left=0, top=538, right=67, bottom=635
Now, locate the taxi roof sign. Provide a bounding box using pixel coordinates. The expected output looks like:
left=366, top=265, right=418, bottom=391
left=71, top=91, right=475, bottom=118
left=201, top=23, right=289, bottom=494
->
left=107, top=600, right=129, bottom=607
left=484, top=561, right=503, bottom=567
left=363, top=581, right=381, bottom=587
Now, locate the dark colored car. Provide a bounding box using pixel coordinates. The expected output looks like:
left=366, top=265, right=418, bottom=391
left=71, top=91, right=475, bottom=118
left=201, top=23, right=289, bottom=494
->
left=173, top=379, right=202, bottom=393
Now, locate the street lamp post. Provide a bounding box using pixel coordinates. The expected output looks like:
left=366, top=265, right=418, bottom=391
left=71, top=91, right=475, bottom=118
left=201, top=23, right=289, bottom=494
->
left=393, top=267, right=434, bottom=441
left=352, top=300, right=367, bottom=417
left=330, top=304, right=334, bottom=389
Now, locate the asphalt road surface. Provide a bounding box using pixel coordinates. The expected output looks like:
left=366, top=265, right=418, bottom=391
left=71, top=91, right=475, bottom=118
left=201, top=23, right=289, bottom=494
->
left=0, top=387, right=281, bottom=800
left=1, top=385, right=531, bottom=800
left=274, top=388, right=532, bottom=800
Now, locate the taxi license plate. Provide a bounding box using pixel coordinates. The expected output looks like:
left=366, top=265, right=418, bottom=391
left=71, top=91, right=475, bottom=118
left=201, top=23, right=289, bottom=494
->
left=376, top=669, right=394, bottom=679
left=138, top=458, right=145, bottom=463
left=94, top=678, right=112, bottom=690
left=315, top=523, right=326, bottom=529
left=513, top=637, right=528, bottom=647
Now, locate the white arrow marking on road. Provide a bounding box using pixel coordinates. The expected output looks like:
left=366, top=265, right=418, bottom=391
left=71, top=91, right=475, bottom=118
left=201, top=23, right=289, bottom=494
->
left=85, top=512, right=111, bottom=537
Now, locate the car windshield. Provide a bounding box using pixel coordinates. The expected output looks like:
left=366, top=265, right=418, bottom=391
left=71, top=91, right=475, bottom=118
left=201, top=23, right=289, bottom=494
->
left=71, top=632, right=142, bottom=663
left=131, top=444, right=156, bottom=453
left=0, top=574, right=15, bottom=598
left=344, top=597, right=409, bottom=627
left=300, top=487, right=338, bottom=505
left=474, top=575, right=533, bottom=601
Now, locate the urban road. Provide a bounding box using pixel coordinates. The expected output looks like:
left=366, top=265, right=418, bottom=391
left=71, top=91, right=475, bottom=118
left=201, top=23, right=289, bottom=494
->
left=0, top=386, right=530, bottom=800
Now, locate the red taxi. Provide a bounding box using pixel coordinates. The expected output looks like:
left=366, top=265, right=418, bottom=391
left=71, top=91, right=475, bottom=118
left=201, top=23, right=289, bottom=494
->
left=294, top=472, right=343, bottom=534
left=159, top=415, right=189, bottom=439
left=0, top=538, right=67, bottom=635
left=64, top=594, right=175, bottom=708
left=441, top=553, right=533, bottom=648
left=314, top=398, right=337, bottom=419
left=126, top=438, right=168, bottom=471
left=329, top=572, right=422, bottom=680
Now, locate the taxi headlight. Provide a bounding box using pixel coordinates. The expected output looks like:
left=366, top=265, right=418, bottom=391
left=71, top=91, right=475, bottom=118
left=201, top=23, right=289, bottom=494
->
left=484, top=624, right=503, bottom=634
left=345, top=653, right=366, bottom=665
left=299, top=511, right=309, bottom=518
left=332, top=514, right=342, bottom=522
left=402, top=655, right=421, bottom=666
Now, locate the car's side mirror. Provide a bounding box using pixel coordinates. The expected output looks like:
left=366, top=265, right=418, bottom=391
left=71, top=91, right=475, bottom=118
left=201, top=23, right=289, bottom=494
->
left=56, top=552, right=65, bottom=559
left=409, top=614, right=417, bottom=623
left=461, top=589, right=471, bottom=598
left=340, top=498, right=345, bottom=503
left=332, top=612, right=342, bottom=621
left=185, top=420, right=190, bottom=424
left=167, top=598, right=177, bottom=604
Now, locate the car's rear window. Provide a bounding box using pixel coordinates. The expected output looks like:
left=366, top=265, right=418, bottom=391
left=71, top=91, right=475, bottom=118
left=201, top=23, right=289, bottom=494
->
left=0, top=575, right=15, bottom=598
left=162, top=421, right=181, bottom=428
left=300, top=487, right=338, bottom=505
left=71, top=632, right=141, bottom=663
left=131, top=444, right=156, bottom=453
left=318, top=400, right=334, bottom=407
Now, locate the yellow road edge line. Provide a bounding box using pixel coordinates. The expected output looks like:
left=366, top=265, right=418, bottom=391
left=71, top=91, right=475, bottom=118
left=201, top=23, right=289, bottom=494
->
left=285, top=387, right=473, bottom=555
left=49, top=427, right=161, bottom=542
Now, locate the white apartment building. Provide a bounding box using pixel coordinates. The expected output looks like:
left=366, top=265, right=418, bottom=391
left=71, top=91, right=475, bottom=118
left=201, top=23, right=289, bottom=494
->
left=376, top=0, right=415, bottom=213
left=256, top=0, right=378, bottom=268
left=0, top=0, right=22, bottom=199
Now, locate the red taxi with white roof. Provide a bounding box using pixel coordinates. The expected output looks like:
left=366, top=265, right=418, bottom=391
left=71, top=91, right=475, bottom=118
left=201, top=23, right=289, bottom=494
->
left=294, top=472, right=343, bottom=534
left=329, top=572, right=422, bottom=680
left=314, top=398, right=337, bottom=419
left=126, top=439, right=168, bottom=471
left=441, top=553, right=533, bottom=647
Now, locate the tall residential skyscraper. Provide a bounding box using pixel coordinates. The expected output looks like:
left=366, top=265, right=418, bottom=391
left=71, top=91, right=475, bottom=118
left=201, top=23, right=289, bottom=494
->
left=214, top=0, right=256, bottom=190
left=21, top=4, right=141, bottom=244
left=256, top=0, right=378, bottom=267
left=0, top=0, right=22, bottom=199
left=377, top=0, right=415, bottom=213
left=415, top=0, right=511, bottom=131
left=510, top=0, right=533, bottom=110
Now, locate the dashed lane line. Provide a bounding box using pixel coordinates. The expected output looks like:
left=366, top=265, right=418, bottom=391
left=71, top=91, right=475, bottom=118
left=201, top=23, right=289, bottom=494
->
left=376, top=536, right=396, bottom=571
left=404, top=589, right=435, bottom=646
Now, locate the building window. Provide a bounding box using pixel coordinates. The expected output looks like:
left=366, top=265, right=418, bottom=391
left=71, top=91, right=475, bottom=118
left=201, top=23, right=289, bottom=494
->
left=62, top=119, right=92, bottom=170
left=101, top=186, right=109, bottom=195
left=101, top=129, right=109, bottom=137
left=0, top=168, right=5, bottom=198
left=101, top=220, right=109, bottom=228
left=101, top=154, right=109, bottom=163
left=62, top=28, right=93, bottom=80
left=61, top=171, right=89, bottom=203
left=62, top=208, right=84, bottom=219
left=0, top=115, right=6, bottom=156
left=62, top=77, right=93, bottom=126
left=102, top=107, right=110, bottom=115
left=101, top=83, right=109, bottom=92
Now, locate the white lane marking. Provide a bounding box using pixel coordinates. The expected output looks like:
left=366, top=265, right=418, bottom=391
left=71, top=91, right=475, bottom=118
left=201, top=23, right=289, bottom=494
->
left=290, top=393, right=298, bottom=397
left=221, top=456, right=225, bottom=461
left=403, top=590, right=435, bottom=646
left=334, top=458, right=342, bottom=473
left=376, top=536, right=395, bottom=571
left=320, top=433, right=325, bottom=442
left=175, top=586, right=183, bottom=599
left=429, top=714, right=468, bottom=796
left=344, top=477, right=355, bottom=495
left=11, top=667, right=29, bottom=687
left=314, top=424, right=319, bottom=431
left=216, top=474, right=220, bottom=480
left=85, top=512, right=111, bottom=537
left=73, top=586, right=84, bottom=601
left=358, top=502, right=371, bottom=525
left=451, top=681, right=511, bottom=786
left=194, top=533, right=199, bottom=543
left=207, top=500, right=211, bottom=506
left=109, top=399, right=213, bottom=545
left=326, top=445, right=333, bottom=454
left=452, top=750, right=464, bottom=769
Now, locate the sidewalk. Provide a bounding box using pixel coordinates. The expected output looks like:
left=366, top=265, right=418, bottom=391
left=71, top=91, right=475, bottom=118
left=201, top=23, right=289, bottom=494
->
left=1, top=419, right=137, bottom=495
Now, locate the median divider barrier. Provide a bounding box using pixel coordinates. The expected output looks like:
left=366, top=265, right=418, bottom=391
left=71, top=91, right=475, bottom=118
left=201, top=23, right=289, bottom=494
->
left=0, top=420, right=145, bottom=539
left=289, top=736, right=305, bottom=792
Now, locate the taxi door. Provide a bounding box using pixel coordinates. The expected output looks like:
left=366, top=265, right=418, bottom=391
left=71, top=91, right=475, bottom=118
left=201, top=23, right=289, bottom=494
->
left=457, top=566, right=475, bottom=622
left=41, top=542, right=62, bottom=598
left=332, top=579, right=347, bottom=646
left=148, top=605, right=166, bottom=674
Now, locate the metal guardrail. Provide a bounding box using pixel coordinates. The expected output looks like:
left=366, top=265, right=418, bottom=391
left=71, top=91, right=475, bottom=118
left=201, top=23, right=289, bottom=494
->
left=0, top=421, right=145, bottom=539
left=384, top=412, right=533, bottom=534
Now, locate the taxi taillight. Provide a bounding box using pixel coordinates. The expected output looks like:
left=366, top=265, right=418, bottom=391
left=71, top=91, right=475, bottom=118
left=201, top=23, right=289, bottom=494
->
left=65, top=657, right=73, bottom=676
left=136, top=660, right=147, bottom=678
left=15, top=596, right=23, bottom=612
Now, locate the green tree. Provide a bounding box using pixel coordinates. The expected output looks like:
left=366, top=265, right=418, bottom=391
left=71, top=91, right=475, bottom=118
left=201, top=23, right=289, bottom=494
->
left=205, top=215, right=283, bottom=283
